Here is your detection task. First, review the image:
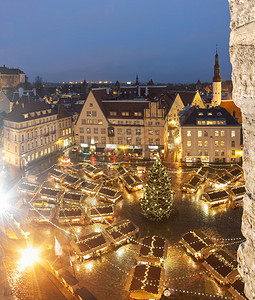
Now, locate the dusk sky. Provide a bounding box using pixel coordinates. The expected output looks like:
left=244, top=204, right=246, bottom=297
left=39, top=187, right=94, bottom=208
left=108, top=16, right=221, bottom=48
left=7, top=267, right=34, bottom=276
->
left=1, top=0, right=231, bottom=84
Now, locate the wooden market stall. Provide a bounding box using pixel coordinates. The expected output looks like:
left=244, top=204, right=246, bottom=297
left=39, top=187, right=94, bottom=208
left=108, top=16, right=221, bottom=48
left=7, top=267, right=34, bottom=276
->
left=181, top=174, right=204, bottom=193
left=61, top=191, right=88, bottom=206
left=98, top=186, right=122, bottom=203
left=88, top=205, right=114, bottom=223
left=202, top=249, right=239, bottom=285
left=71, top=232, right=110, bottom=261
left=83, top=164, right=104, bottom=179
left=61, top=174, right=82, bottom=189
left=180, top=229, right=218, bottom=259
left=79, top=181, right=99, bottom=196
left=27, top=207, right=55, bottom=223
left=202, top=190, right=230, bottom=207
left=105, top=219, right=139, bottom=246
left=121, top=174, right=144, bottom=192
left=56, top=207, right=86, bottom=225
left=18, top=181, right=40, bottom=196
left=136, top=236, right=168, bottom=266
left=126, top=264, right=165, bottom=300
left=229, top=186, right=246, bottom=206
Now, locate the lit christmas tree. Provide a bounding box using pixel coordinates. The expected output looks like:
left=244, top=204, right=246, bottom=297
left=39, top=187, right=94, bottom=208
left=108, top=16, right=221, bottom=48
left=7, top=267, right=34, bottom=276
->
left=140, top=156, right=174, bottom=221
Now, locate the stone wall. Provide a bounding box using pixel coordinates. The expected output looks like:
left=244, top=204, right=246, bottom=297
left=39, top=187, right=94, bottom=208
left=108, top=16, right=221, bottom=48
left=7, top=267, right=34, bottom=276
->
left=229, top=1, right=255, bottom=299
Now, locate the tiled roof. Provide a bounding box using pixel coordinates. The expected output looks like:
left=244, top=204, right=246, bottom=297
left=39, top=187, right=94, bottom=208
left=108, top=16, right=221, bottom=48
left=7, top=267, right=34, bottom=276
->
left=178, top=91, right=196, bottom=106
left=181, top=107, right=241, bottom=126
left=0, top=66, right=24, bottom=75
left=57, top=104, right=72, bottom=119
left=4, top=101, right=57, bottom=122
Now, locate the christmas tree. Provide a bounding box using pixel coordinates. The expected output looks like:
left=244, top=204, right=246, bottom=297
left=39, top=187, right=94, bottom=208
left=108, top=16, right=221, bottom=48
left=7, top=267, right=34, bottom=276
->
left=140, top=156, right=174, bottom=221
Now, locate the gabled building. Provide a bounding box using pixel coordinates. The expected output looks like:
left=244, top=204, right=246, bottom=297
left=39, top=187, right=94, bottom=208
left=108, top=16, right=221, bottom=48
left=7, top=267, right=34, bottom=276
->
left=56, top=104, right=73, bottom=150
left=180, top=106, right=242, bottom=163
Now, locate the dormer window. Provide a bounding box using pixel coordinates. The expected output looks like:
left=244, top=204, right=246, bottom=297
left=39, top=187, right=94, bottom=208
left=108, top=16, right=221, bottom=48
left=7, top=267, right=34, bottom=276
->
left=30, top=112, right=35, bottom=117
left=36, top=111, right=40, bottom=116
left=217, top=112, right=222, bottom=116
left=198, top=112, right=203, bottom=116
left=122, top=112, right=129, bottom=116
left=23, top=113, right=28, bottom=119
left=43, top=110, right=46, bottom=115
left=47, top=109, right=51, bottom=114
left=207, top=112, right=213, bottom=116
left=110, top=111, right=117, bottom=116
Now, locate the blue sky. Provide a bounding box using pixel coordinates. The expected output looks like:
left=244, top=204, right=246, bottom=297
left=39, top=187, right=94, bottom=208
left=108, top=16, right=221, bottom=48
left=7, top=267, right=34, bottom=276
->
left=0, top=0, right=231, bottom=83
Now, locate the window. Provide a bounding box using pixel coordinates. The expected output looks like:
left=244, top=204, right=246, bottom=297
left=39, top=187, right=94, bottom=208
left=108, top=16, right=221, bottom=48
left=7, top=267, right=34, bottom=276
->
left=198, top=131, right=202, bottom=137
left=221, top=141, right=225, bottom=147
left=134, top=112, right=142, bottom=116
left=101, top=128, right=106, bottom=134
left=155, top=138, right=160, bottom=145
left=94, top=136, right=99, bottom=143
left=207, top=120, right=216, bottom=125
left=89, top=103, right=93, bottom=107
left=187, top=141, right=191, bottom=147
left=198, top=141, right=202, bottom=147
left=215, top=131, right=219, bottom=137
left=198, top=150, right=202, bottom=156
left=134, top=121, right=140, bottom=125
left=232, top=141, right=235, bottom=147
left=94, top=128, right=98, bottom=134
left=136, top=129, right=141, bottom=135
left=148, top=121, right=153, bottom=126
left=87, top=136, right=91, bottom=143
left=117, top=128, right=122, bottom=134
left=136, top=137, right=141, bottom=145
left=118, top=121, right=123, bottom=125
left=204, top=141, right=208, bottom=147
left=204, top=150, right=208, bottom=156
left=110, top=111, right=117, bottom=116
left=118, top=137, right=122, bottom=144
left=155, top=130, right=160, bottom=135
left=232, top=150, right=235, bottom=156
left=86, top=128, right=91, bottom=134
left=79, top=127, right=84, bottom=133
left=155, top=122, right=160, bottom=126
left=92, top=111, right=97, bottom=117
left=80, top=136, right=84, bottom=143
left=82, top=119, right=86, bottom=125
left=126, top=129, right=131, bottom=135
left=148, top=129, right=153, bottom=135
left=221, top=131, right=225, bottom=137
left=101, top=136, right=106, bottom=143
left=87, top=111, right=91, bottom=117
left=215, top=141, right=219, bottom=147
left=127, top=137, right=132, bottom=144
left=122, top=112, right=129, bottom=116
left=215, top=150, right=219, bottom=156
left=204, top=131, right=208, bottom=137
left=149, top=138, right=153, bottom=145
left=187, top=131, right=191, bottom=137
left=98, top=119, right=103, bottom=125
left=221, top=150, right=225, bottom=156
left=231, top=130, right=236, bottom=137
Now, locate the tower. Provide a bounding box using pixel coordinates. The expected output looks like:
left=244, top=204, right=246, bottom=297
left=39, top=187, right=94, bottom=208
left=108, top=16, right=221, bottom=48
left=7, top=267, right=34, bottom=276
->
left=212, top=47, right=222, bottom=107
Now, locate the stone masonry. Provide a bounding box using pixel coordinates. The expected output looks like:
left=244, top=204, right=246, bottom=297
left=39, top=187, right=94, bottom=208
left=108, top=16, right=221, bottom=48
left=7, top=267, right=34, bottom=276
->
left=229, top=0, right=255, bottom=299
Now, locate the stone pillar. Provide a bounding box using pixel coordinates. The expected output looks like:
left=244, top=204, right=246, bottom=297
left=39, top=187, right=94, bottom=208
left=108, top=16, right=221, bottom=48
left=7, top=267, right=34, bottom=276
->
left=229, top=1, right=255, bottom=299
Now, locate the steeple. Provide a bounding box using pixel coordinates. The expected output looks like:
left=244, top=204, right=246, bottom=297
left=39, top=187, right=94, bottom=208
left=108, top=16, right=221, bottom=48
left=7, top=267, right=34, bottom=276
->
left=213, top=47, right=221, bottom=82
left=212, top=46, right=222, bottom=107
left=135, top=74, right=139, bottom=86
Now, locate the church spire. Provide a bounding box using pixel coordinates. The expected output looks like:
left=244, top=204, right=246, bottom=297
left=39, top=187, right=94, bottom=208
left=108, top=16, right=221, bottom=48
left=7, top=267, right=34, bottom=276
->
left=212, top=46, right=222, bottom=107
left=213, top=46, right=221, bottom=82
left=135, top=74, right=139, bottom=86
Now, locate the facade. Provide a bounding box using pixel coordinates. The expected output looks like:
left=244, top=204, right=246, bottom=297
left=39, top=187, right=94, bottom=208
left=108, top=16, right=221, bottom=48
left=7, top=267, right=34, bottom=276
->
left=180, top=107, right=242, bottom=163
left=0, top=65, right=26, bottom=89
left=56, top=104, right=73, bottom=150
left=0, top=91, right=11, bottom=114
left=3, top=101, right=58, bottom=168
left=74, top=89, right=165, bottom=159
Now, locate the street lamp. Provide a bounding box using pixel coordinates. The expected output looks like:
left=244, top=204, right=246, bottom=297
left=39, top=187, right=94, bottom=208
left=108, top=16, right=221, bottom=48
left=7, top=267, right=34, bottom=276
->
left=18, top=246, right=40, bottom=267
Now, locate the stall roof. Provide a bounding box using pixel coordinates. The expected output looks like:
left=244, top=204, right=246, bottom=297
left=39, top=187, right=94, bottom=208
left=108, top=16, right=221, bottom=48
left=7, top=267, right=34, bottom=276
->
left=62, top=192, right=85, bottom=202
left=76, top=232, right=107, bottom=253
left=90, top=206, right=113, bottom=216
left=129, top=264, right=162, bottom=295
left=105, top=219, right=138, bottom=240
left=231, top=186, right=246, bottom=196
left=59, top=208, right=83, bottom=217
left=98, top=187, right=120, bottom=197
left=75, top=287, right=98, bottom=300
left=229, top=278, right=247, bottom=299
left=62, top=174, right=81, bottom=184
left=206, top=190, right=229, bottom=201
left=182, top=230, right=214, bottom=252
left=138, top=236, right=167, bottom=258
left=19, top=182, right=39, bottom=193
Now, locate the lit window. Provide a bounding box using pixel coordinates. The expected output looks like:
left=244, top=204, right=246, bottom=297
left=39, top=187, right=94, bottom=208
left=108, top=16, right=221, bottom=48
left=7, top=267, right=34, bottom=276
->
left=187, top=131, right=191, bottom=137
left=187, top=141, right=191, bottom=147
left=221, top=131, right=225, bottom=137
left=148, top=129, right=153, bottom=135
left=231, top=130, right=236, bottom=137
left=215, top=141, right=219, bottom=147
left=232, top=150, right=235, bottom=156
left=92, top=111, right=97, bottom=117
left=86, top=128, right=91, bottom=133
left=155, top=130, right=160, bottom=135
left=87, top=111, right=91, bottom=117
left=215, top=131, right=219, bottom=137
left=126, top=129, right=131, bottom=135
left=198, top=131, right=202, bottom=137
left=221, top=150, right=225, bottom=156
left=204, top=131, right=208, bottom=137
left=221, top=141, right=225, bottom=147
left=122, top=112, right=129, bottom=116
left=134, top=112, right=142, bottom=117
left=155, top=138, right=160, bottom=145
left=198, top=141, right=202, bottom=147
left=136, top=129, right=141, bottom=135
left=204, top=141, right=208, bottom=147
left=215, top=150, right=219, bottom=156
